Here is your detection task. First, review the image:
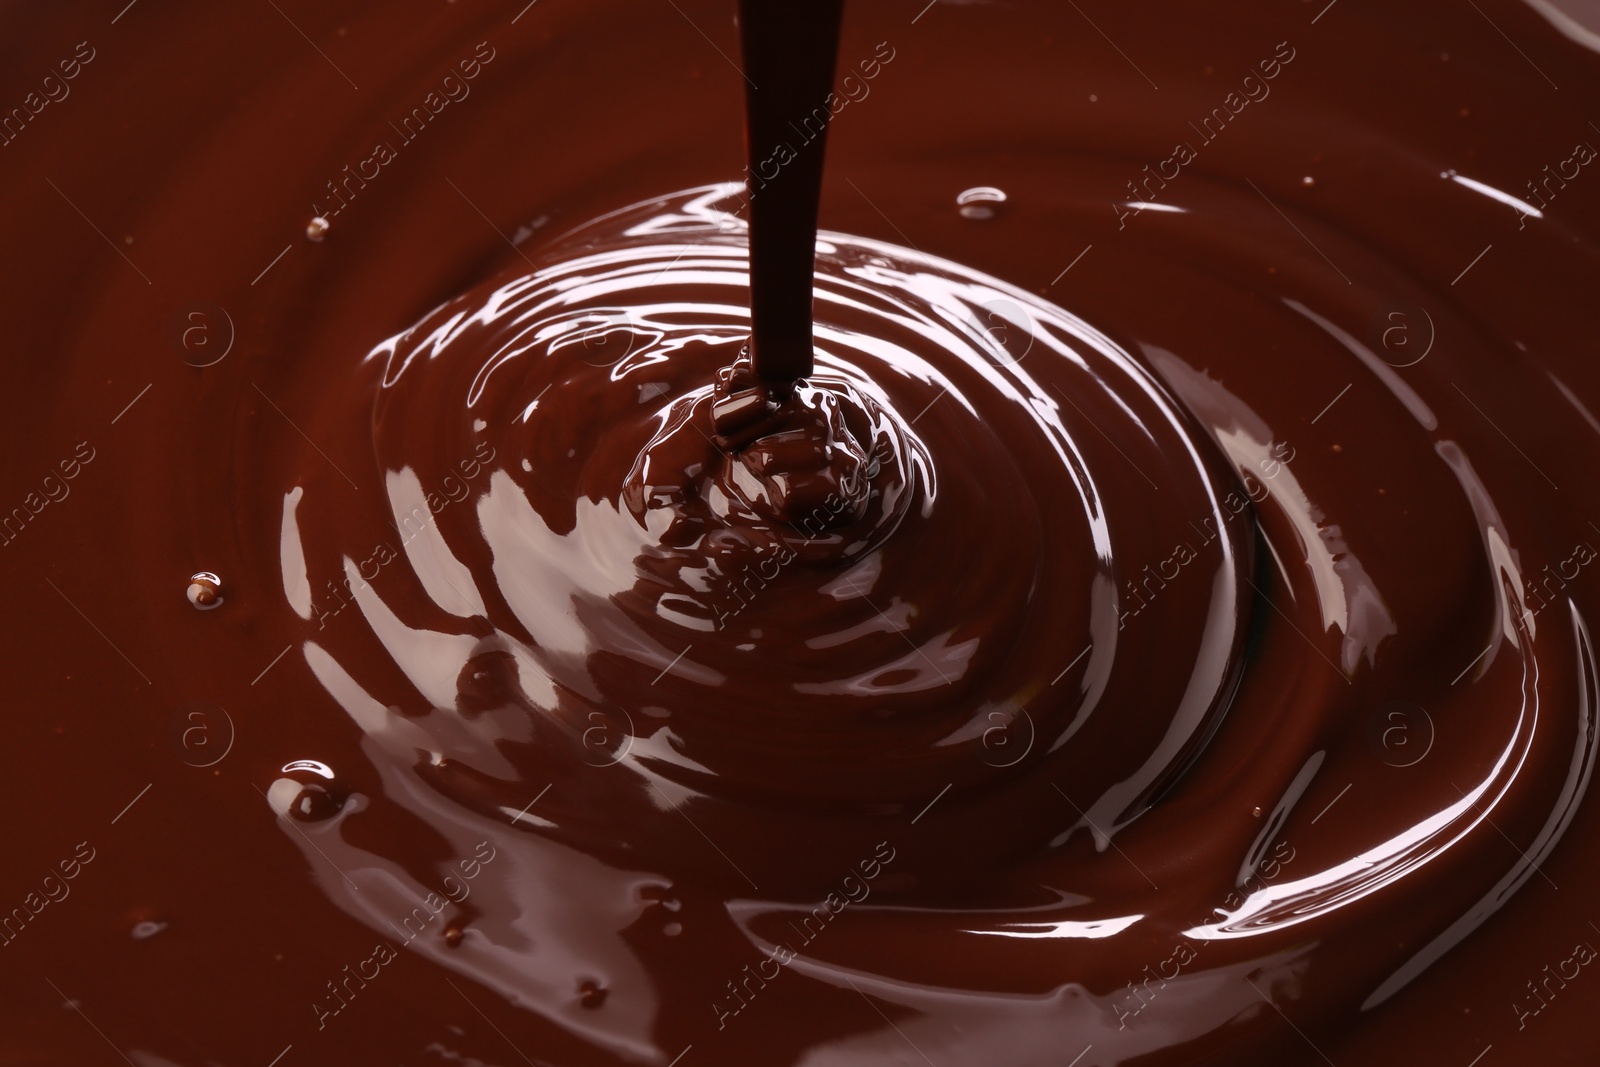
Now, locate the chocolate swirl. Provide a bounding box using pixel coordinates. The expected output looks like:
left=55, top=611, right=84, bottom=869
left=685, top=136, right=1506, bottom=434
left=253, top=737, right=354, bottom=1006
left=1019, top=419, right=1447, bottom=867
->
left=284, top=184, right=1255, bottom=890
left=275, top=165, right=1600, bottom=1059
left=7, top=1, right=1600, bottom=1065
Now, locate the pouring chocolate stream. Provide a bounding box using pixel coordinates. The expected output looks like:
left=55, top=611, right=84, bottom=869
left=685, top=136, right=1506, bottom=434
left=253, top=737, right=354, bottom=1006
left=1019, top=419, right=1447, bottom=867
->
left=735, top=0, right=845, bottom=388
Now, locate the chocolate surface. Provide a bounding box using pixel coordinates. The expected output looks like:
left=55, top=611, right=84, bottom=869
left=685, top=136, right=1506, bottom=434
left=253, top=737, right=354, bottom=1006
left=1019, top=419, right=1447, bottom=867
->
left=4, top=1, right=1600, bottom=1065
left=737, top=0, right=844, bottom=384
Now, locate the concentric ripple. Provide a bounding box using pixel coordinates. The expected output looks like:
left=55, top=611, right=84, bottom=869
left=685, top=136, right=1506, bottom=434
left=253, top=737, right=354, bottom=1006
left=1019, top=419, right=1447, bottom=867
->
left=271, top=169, right=1598, bottom=1061
left=281, top=185, right=1254, bottom=892
left=10, top=1, right=1592, bottom=1063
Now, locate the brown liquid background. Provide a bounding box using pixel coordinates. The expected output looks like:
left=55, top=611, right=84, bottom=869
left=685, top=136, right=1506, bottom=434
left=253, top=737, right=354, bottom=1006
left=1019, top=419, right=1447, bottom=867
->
left=3, top=1, right=1600, bottom=1064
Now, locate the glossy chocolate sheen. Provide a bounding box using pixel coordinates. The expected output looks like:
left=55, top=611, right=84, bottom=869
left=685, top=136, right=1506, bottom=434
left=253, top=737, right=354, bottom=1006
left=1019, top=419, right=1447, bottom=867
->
left=737, top=0, right=844, bottom=383
left=4, top=1, right=1600, bottom=1065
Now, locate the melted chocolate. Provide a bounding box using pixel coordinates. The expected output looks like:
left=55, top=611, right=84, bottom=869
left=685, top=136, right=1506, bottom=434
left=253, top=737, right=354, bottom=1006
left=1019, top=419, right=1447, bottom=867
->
left=4, top=2, right=1600, bottom=1065
left=737, top=0, right=844, bottom=385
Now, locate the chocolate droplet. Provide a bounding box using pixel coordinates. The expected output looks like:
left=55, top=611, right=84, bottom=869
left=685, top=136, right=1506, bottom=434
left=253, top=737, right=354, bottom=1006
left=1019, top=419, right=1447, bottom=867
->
left=186, top=571, right=223, bottom=610
left=288, top=783, right=344, bottom=821
left=274, top=761, right=349, bottom=822
left=956, top=186, right=1008, bottom=220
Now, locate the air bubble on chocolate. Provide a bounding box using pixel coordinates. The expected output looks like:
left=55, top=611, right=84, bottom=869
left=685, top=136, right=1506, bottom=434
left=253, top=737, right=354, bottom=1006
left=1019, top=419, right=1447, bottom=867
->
left=956, top=186, right=1008, bottom=220
left=281, top=758, right=336, bottom=779
left=268, top=762, right=349, bottom=822
left=186, top=571, right=223, bottom=610
left=131, top=920, right=167, bottom=940
left=284, top=781, right=344, bottom=821
left=444, top=923, right=465, bottom=947
left=289, top=184, right=1252, bottom=889
left=577, top=979, right=608, bottom=1009
left=306, top=216, right=330, bottom=242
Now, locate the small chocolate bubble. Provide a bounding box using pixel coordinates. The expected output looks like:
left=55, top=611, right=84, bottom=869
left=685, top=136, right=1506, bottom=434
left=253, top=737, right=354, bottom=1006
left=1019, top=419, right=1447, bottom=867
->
left=956, top=186, right=1008, bottom=220
left=270, top=761, right=350, bottom=822
left=306, top=216, right=330, bottom=242
left=444, top=924, right=465, bottom=947
left=288, top=782, right=344, bottom=821
left=186, top=571, right=223, bottom=610
left=282, top=759, right=336, bottom=779
left=578, top=979, right=608, bottom=1009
